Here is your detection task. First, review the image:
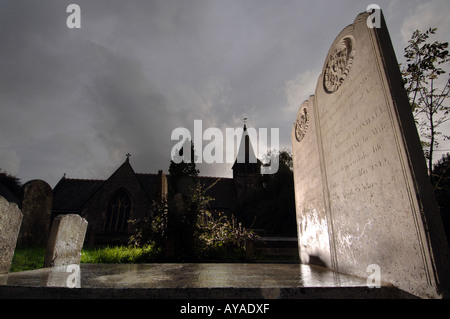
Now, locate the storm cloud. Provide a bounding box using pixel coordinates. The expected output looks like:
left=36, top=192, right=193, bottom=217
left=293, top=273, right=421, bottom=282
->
left=1, top=0, right=449, bottom=186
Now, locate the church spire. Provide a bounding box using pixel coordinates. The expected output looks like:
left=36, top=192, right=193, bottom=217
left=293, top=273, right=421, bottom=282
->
left=234, top=118, right=257, bottom=165
left=232, top=118, right=262, bottom=199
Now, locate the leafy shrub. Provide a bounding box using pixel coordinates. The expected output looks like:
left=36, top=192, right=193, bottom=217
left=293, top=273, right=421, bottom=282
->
left=128, top=180, right=256, bottom=261
left=198, top=211, right=257, bottom=249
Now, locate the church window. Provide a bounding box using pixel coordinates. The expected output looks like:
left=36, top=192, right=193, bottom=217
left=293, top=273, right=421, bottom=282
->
left=105, top=190, right=132, bottom=232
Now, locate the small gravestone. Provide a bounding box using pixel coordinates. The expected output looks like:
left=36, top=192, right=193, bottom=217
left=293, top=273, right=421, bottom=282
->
left=44, top=214, right=88, bottom=268
left=0, top=195, right=23, bottom=274
left=19, top=180, right=53, bottom=247
left=292, top=11, right=450, bottom=298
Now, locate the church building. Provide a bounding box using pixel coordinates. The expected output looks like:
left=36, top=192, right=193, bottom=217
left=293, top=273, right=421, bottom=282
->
left=51, top=125, right=261, bottom=246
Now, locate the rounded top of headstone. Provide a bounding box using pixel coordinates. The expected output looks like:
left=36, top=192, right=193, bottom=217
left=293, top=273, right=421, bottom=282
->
left=22, top=179, right=52, bottom=192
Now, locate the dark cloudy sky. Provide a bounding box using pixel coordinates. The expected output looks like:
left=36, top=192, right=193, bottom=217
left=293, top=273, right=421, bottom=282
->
left=1, top=0, right=449, bottom=187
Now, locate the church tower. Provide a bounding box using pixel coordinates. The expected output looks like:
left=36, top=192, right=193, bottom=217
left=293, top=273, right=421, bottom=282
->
left=232, top=123, right=261, bottom=199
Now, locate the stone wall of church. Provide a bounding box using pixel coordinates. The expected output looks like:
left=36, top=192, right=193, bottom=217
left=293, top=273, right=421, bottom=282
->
left=81, top=163, right=154, bottom=246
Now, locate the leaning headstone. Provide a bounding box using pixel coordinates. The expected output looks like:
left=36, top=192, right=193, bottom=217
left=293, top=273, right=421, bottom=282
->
left=19, top=180, right=53, bottom=247
left=44, top=214, right=88, bottom=268
left=292, top=11, right=450, bottom=298
left=0, top=195, right=23, bottom=274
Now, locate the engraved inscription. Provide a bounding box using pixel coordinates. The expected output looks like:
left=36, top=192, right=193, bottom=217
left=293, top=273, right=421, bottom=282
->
left=324, top=37, right=355, bottom=93
left=320, top=64, right=397, bottom=207
left=295, top=106, right=310, bottom=142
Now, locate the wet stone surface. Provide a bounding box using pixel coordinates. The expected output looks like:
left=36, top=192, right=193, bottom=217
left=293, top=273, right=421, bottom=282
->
left=0, top=263, right=416, bottom=298
left=1, top=263, right=368, bottom=289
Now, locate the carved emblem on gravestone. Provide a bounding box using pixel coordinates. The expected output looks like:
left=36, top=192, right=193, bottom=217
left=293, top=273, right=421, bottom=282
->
left=323, top=37, right=355, bottom=93
left=295, top=106, right=309, bottom=142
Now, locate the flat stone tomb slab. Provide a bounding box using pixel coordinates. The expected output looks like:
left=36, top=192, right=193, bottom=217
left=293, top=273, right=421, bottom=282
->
left=0, top=264, right=417, bottom=298
left=0, top=263, right=368, bottom=289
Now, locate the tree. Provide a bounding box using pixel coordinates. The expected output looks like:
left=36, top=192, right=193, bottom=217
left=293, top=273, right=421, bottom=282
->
left=402, top=28, right=450, bottom=180
left=0, top=169, right=23, bottom=201
left=432, top=153, right=450, bottom=244
left=169, top=139, right=199, bottom=179
left=169, top=139, right=199, bottom=195
left=166, top=139, right=202, bottom=260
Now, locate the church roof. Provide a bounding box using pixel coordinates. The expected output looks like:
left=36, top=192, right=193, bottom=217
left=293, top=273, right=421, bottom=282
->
left=52, top=178, right=103, bottom=213
left=52, top=171, right=236, bottom=213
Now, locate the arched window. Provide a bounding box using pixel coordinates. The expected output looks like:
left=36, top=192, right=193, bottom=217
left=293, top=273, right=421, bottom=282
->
left=104, top=189, right=132, bottom=232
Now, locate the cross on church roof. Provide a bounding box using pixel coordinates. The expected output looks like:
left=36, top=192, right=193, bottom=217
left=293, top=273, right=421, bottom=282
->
left=126, top=153, right=131, bottom=162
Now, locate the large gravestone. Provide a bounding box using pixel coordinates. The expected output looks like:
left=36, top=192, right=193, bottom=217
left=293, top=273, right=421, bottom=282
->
left=0, top=195, right=23, bottom=274
left=19, top=180, right=53, bottom=247
left=292, top=11, right=450, bottom=298
left=44, top=214, right=88, bottom=268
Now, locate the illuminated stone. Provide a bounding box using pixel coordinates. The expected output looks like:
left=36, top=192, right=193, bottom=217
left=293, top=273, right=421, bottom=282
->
left=292, top=11, right=450, bottom=299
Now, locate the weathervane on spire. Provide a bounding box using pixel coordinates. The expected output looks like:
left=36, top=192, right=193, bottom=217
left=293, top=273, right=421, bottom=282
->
left=243, top=117, right=248, bottom=130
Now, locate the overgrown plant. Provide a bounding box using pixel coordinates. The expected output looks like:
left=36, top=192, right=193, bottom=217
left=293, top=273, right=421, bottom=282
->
left=188, top=180, right=257, bottom=258
left=198, top=211, right=257, bottom=249
left=128, top=179, right=256, bottom=260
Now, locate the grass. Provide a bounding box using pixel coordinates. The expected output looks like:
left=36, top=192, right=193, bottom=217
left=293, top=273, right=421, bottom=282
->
left=9, top=247, right=46, bottom=273
left=9, top=244, right=296, bottom=272
left=81, top=244, right=163, bottom=264
left=9, top=244, right=163, bottom=272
